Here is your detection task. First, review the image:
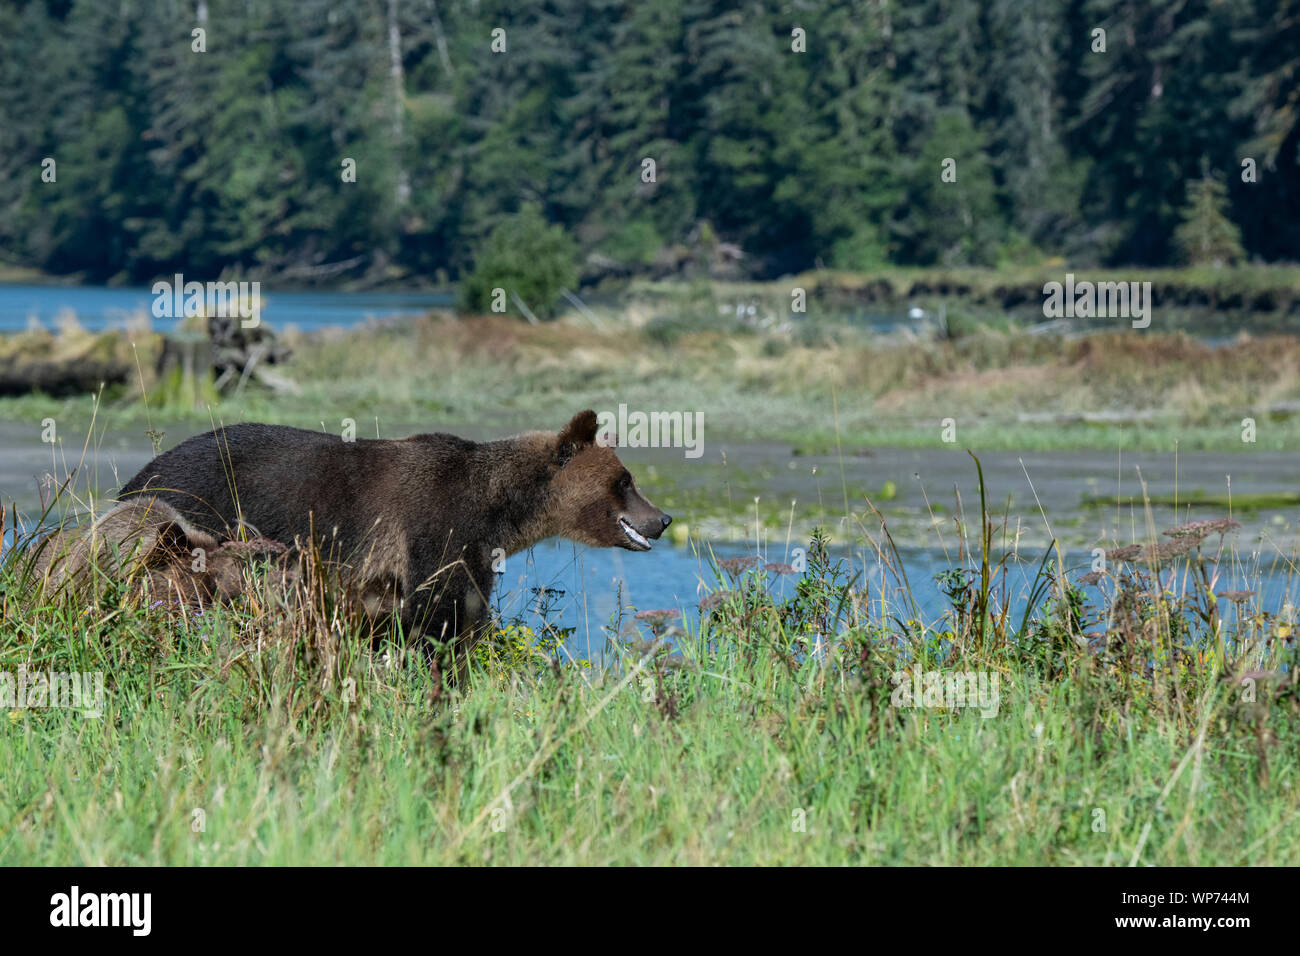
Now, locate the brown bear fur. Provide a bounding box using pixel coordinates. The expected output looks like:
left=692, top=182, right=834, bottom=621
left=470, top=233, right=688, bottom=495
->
left=30, top=497, right=293, bottom=607
left=118, top=410, right=670, bottom=666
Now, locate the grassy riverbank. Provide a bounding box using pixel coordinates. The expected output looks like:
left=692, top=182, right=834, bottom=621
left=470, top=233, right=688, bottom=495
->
left=4, top=277, right=1299, bottom=864
left=3, top=277, right=1300, bottom=457
left=3, top=501, right=1297, bottom=865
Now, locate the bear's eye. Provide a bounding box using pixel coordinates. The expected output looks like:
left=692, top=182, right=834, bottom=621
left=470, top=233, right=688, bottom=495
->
left=617, top=473, right=632, bottom=494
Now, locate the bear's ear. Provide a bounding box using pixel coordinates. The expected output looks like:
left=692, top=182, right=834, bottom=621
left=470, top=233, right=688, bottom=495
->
left=143, top=520, right=194, bottom=567
left=556, top=410, right=599, bottom=465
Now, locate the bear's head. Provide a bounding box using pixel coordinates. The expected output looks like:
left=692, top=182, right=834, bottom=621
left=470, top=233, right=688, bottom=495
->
left=30, top=498, right=219, bottom=595
left=548, top=410, right=672, bottom=552
left=139, top=522, right=295, bottom=605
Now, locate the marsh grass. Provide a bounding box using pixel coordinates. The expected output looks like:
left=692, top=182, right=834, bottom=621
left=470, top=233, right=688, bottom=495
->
left=6, top=286, right=1300, bottom=455
left=2, top=439, right=1297, bottom=865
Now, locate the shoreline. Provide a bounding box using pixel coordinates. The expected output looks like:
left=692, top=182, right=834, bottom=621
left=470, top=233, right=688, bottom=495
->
left=3, top=416, right=1296, bottom=553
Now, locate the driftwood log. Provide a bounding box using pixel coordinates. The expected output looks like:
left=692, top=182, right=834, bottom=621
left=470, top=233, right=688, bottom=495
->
left=0, top=355, right=131, bottom=397
left=0, top=316, right=294, bottom=398
left=155, top=316, right=295, bottom=394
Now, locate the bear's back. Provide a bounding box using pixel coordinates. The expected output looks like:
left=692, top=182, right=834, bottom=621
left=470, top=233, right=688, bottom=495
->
left=120, top=423, right=483, bottom=552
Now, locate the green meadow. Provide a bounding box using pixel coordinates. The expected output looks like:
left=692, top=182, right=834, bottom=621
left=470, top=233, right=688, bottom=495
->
left=3, top=275, right=1300, bottom=865
left=2, top=467, right=1298, bottom=865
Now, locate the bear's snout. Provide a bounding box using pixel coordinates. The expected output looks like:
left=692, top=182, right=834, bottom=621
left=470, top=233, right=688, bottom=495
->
left=616, top=504, right=671, bottom=552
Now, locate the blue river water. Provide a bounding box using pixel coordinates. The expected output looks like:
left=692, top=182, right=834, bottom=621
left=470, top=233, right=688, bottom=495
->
left=0, top=283, right=451, bottom=333
left=496, top=538, right=1290, bottom=663
left=6, top=522, right=1286, bottom=663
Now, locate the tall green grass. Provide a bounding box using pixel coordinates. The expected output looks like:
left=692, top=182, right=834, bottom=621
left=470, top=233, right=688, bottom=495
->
left=2, top=457, right=1297, bottom=865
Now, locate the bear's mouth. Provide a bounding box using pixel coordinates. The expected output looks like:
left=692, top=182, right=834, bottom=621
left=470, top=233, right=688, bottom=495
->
left=619, top=517, right=653, bottom=551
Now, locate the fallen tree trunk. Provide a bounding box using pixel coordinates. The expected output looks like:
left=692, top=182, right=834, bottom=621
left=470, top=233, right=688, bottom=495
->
left=0, top=356, right=131, bottom=397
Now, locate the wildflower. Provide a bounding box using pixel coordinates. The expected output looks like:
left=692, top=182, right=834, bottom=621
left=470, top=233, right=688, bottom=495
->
left=698, top=591, right=735, bottom=612
left=1153, top=537, right=1199, bottom=561
left=1162, top=524, right=1210, bottom=542
left=1078, top=571, right=1106, bottom=586
left=1115, top=538, right=1201, bottom=565
left=718, top=556, right=759, bottom=579
left=1215, top=590, right=1254, bottom=604
left=634, top=608, right=680, bottom=623
left=634, top=609, right=681, bottom=635
left=1163, top=518, right=1240, bottom=541
left=1104, top=544, right=1143, bottom=563
left=763, top=562, right=797, bottom=575
left=628, top=638, right=669, bottom=656
left=1105, top=539, right=1200, bottom=564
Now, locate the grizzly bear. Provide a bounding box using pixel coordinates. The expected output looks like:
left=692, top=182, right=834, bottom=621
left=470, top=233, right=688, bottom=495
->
left=118, top=410, right=670, bottom=667
left=29, top=497, right=293, bottom=606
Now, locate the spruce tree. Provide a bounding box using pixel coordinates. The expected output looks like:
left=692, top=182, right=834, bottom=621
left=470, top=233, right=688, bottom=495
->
left=1173, top=175, right=1245, bottom=266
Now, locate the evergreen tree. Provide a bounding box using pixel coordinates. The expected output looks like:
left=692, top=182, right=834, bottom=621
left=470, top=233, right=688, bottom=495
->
left=769, top=0, right=902, bottom=269
left=894, top=109, right=1002, bottom=267
left=1234, top=0, right=1300, bottom=260
left=0, top=0, right=1295, bottom=280
left=557, top=0, right=693, bottom=266
left=984, top=0, right=1083, bottom=256
left=1072, top=0, right=1257, bottom=264
left=1173, top=175, right=1246, bottom=266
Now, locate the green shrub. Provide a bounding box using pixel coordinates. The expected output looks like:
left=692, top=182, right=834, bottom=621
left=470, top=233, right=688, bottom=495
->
left=601, top=218, right=663, bottom=267
left=459, top=203, right=579, bottom=319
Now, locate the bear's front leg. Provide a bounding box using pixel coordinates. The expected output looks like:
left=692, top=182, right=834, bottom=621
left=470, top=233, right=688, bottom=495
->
left=402, top=582, right=489, bottom=687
